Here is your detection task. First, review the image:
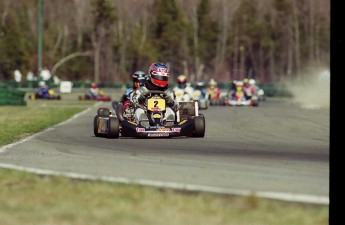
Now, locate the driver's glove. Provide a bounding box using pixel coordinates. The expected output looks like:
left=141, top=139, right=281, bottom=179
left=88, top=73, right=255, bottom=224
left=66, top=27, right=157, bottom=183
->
left=164, top=89, right=176, bottom=107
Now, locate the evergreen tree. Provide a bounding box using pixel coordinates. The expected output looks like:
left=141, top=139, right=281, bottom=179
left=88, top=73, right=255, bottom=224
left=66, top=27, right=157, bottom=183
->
left=91, top=0, right=116, bottom=82
left=153, top=0, right=187, bottom=74
left=0, top=4, right=33, bottom=80
left=197, top=0, right=219, bottom=73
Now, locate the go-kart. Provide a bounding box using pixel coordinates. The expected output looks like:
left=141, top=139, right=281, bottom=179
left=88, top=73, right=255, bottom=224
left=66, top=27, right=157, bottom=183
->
left=192, top=89, right=208, bottom=110
left=206, top=88, right=223, bottom=106
left=257, top=88, right=266, bottom=101
left=174, top=87, right=192, bottom=102
left=221, top=89, right=259, bottom=107
left=174, top=87, right=208, bottom=110
left=93, top=90, right=205, bottom=138
left=28, top=89, right=61, bottom=100
left=79, top=89, right=111, bottom=101
left=79, top=94, right=111, bottom=101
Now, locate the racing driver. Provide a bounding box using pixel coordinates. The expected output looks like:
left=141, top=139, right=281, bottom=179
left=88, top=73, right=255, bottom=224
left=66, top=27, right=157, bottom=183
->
left=131, top=62, right=176, bottom=127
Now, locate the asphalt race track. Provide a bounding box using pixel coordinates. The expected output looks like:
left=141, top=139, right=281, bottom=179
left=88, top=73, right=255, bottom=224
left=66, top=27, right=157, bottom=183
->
left=0, top=98, right=329, bottom=204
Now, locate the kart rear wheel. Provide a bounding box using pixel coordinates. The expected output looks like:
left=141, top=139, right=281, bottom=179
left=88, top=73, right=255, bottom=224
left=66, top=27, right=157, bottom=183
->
left=193, top=115, right=205, bottom=138
left=93, top=115, right=101, bottom=137
left=107, top=117, right=120, bottom=138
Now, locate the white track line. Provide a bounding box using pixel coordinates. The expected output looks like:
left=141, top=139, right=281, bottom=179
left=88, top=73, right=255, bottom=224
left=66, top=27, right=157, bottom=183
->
left=0, top=101, right=329, bottom=205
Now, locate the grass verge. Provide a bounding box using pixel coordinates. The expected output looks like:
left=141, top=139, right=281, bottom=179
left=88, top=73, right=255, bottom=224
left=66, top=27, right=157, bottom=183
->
left=0, top=100, right=328, bottom=225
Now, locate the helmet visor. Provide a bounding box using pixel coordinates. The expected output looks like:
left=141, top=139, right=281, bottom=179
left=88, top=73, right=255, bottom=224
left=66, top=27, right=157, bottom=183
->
left=151, top=74, right=168, bottom=87
left=151, top=74, right=169, bottom=81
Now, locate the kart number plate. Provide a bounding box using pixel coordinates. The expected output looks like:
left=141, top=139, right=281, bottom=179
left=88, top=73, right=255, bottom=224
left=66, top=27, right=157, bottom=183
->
left=147, top=98, right=166, bottom=111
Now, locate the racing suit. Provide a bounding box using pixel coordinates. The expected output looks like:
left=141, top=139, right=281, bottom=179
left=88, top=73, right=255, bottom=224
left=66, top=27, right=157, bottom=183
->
left=131, top=79, right=176, bottom=126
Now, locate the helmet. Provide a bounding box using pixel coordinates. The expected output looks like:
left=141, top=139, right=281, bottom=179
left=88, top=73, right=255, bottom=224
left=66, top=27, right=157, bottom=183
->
left=148, top=62, right=169, bottom=87
left=177, top=75, right=187, bottom=89
left=91, top=82, right=97, bottom=88
left=39, top=81, right=46, bottom=87
left=132, top=71, right=147, bottom=88
left=209, top=79, right=217, bottom=87
left=249, top=79, right=256, bottom=85
left=196, top=80, right=205, bottom=87
left=236, top=80, right=244, bottom=87
left=196, top=80, right=205, bottom=90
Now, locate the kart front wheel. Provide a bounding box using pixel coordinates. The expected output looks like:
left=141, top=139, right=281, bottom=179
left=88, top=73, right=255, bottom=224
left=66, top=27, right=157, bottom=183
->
left=93, top=115, right=101, bottom=137
left=193, top=115, right=205, bottom=138
left=107, top=117, right=120, bottom=138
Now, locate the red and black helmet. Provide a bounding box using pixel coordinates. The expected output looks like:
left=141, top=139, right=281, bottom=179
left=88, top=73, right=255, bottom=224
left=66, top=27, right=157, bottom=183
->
left=148, top=62, right=169, bottom=88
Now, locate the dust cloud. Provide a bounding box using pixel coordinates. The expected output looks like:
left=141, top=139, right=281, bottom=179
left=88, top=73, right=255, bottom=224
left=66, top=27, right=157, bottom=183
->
left=283, top=68, right=330, bottom=109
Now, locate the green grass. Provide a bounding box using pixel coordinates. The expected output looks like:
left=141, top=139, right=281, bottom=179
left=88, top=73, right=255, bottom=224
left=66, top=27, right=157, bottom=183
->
left=0, top=100, right=95, bottom=146
left=0, top=100, right=329, bottom=225
left=0, top=168, right=328, bottom=225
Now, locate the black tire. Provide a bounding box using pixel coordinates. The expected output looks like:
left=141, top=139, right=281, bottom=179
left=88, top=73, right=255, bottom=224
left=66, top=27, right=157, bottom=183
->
left=252, top=99, right=259, bottom=107
left=93, top=115, right=101, bottom=137
left=98, top=108, right=111, bottom=117
left=193, top=115, right=205, bottom=137
left=115, top=103, right=125, bottom=121
left=219, top=98, right=225, bottom=106
left=112, top=101, right=119, bottom=111
left=107, top=117, right=120, bottom=138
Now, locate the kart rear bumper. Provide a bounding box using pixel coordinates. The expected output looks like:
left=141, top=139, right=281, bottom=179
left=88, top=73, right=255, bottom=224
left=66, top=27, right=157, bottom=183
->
left=120, top=119, right=195, bottom=138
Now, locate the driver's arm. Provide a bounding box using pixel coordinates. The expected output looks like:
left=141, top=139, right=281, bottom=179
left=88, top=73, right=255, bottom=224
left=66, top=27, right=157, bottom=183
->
left=164, top=89, right=176, bottom=107
left=132, top=87, right=148, bottom=105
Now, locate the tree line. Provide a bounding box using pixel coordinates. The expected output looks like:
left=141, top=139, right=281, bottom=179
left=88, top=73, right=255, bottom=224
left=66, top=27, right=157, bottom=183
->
left=0, top=0, right=329, bottom=84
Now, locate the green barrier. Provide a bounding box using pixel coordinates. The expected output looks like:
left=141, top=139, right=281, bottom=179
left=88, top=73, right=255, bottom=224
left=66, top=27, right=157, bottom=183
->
left=0, top=87, right=27, bottom=106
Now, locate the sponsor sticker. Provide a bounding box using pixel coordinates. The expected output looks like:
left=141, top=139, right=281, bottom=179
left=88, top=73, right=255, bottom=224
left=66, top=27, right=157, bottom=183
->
left=136, top=127, right=145, bottom=133
left=171, top=128, right=181, bottom=132
left=156, top=127, right=171, bottom=132
left=148, top=133, right=169, bottom=137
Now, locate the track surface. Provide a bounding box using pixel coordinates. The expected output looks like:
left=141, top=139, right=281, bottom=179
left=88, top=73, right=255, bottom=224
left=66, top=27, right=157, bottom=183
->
left=0, top=98, right=329, bottom=204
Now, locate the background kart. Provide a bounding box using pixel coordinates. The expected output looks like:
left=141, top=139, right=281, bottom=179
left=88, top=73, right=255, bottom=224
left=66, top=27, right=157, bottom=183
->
left=94, top=90, right=205, bottom=138
left=79, top=94, right=111, bottom=101
left=28, top=90, right=61, bottom=100
left=192, top=89, right=208, bottom=110
left=220, top=94, right=259, bottom=107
